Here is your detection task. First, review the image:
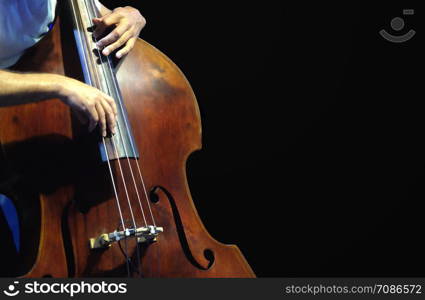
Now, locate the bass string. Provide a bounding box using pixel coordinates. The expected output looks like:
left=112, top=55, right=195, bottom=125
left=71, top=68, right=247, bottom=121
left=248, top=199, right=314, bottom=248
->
left=101, top=139, right=126, bottom=228
left=68, top=0, right=128, bottom=233
left=68, top=0, right=132, bottom=277
left=104, top=54, right=157, bottom=227
left=72, top=0, right=144, bottom=277
left=95, top=71, right=152, bottom=277
left=87, top=0, right=157, bottom=227
left=109, top=136, right=142, bottom=276
left=84, top=0, right=141, bottom=230
left=85, top=1, right=148, bottom=276
left=103, top=40, right=161, bottom=278
left=95, top=2, right=162, bottom=275
left=110, top=109, right=149, bottom=227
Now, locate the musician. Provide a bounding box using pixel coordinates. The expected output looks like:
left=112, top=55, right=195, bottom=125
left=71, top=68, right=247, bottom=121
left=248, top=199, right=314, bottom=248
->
left=0, top=0, right=145, bottom=276
left=0, top=0, right=146, bottom=137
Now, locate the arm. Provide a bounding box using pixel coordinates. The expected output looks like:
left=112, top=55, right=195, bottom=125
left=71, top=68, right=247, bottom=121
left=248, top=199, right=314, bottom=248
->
left=0, top=2, right=143, bottom=135
left=0, top=70, right=59, bottom=107
left=0, top=69, right=117, bottom=137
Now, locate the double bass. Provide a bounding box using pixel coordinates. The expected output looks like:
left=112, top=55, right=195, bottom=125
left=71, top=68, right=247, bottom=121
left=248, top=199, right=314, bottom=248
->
left=0, top=0, right=254, bottom=277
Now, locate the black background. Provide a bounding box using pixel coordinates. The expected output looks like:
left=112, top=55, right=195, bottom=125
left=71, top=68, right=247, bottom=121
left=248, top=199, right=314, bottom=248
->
left=101, top=1, right=422, bottom=277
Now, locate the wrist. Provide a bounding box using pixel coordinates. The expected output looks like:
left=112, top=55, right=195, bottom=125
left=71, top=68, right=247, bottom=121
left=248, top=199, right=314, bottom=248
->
left=44, top=74, right=70, bottom=100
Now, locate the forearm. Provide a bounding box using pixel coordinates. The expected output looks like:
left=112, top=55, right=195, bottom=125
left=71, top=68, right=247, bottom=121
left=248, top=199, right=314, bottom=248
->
left=0, top=70, right=62, bottom=107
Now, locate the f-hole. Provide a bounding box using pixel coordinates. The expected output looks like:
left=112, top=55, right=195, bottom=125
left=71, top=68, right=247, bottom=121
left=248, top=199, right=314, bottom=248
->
left=149, top=186, right=215, bottom=271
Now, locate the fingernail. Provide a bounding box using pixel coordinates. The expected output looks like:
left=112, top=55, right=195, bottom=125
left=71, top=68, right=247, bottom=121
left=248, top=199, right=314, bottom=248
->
left=103, top=49, right=110, bottom=56
left=116, top=52, right=122, bottom=59
left=96, top=42, right=102, bottom=48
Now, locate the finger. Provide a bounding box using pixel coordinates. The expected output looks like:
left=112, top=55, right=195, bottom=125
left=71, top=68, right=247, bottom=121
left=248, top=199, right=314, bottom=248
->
left=87, top=104, right=100, bottom=132
left=95, top=102, right=107, bottom=137
left=116, top=37, right=137, bottom=59
left=93, top=14, right=121, bottom=39
left=99, top=97, right=117, bottom=128
left=97, top=22, right=130, bottom=51
left=104, top=95, right=118, bottom=115
left=101, top=29, right=132, bottom=56
left=92, top=18, right=107, bottom=39
left=101, top=100, right=117, bottom=135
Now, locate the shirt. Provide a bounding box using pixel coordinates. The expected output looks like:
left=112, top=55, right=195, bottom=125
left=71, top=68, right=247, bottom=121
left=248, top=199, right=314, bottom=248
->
left=0, top=0, right=57, bottom=69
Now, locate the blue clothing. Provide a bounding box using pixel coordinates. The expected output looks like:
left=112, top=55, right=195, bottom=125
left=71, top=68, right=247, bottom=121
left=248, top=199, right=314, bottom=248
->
left=0, top=0, right=57, bottom=68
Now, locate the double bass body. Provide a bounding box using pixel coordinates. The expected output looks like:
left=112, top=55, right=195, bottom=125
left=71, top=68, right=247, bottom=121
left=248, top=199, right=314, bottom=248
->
left=0, top=1, right=254, bottom=278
